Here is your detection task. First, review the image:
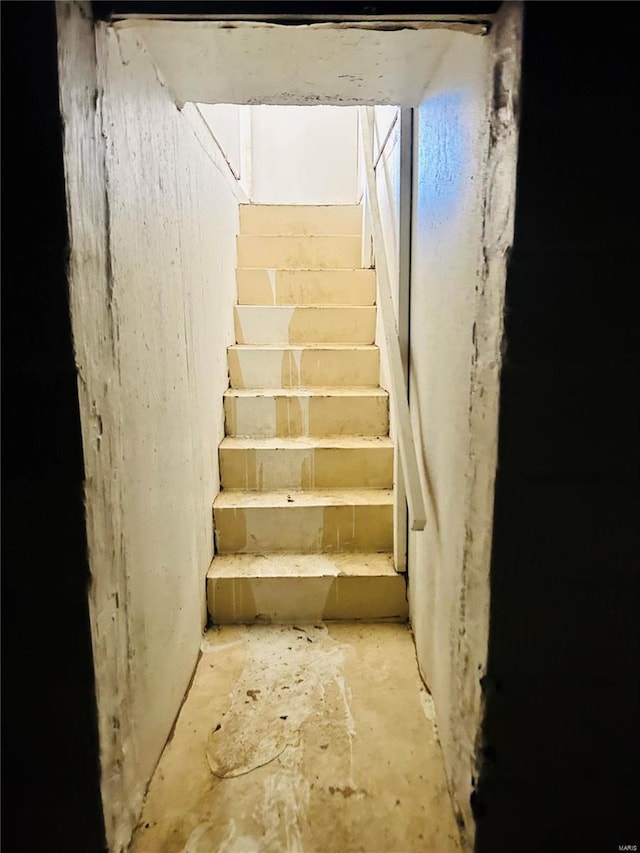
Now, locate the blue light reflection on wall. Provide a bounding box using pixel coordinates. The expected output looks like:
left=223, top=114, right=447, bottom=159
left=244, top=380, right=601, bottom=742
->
left=416, top=92, right=469, bottom=232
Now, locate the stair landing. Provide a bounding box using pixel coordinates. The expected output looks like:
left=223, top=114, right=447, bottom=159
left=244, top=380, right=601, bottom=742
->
left=128, top=623, right=462, bottom=852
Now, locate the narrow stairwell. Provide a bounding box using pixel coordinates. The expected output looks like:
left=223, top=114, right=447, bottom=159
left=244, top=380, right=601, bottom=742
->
left=208, top=204, right=408, bottom=623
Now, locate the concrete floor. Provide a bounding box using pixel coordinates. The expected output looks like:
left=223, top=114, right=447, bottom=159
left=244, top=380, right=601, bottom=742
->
left=130, top=623, right=463, bottom=853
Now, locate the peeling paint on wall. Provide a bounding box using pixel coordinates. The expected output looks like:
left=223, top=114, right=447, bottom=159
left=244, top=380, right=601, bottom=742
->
left=406, top=5, right=522, bottom=849
left=57, top=4, right=241, bottom=848
left=121, top=20, right=460, bottom=107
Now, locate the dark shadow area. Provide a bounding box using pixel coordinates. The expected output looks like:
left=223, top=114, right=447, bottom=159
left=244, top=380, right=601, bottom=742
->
left=91, top=0, right=502, bottom=22
left=1, top=2, right=107, bottom=850
left=475, top=3, right=640, bottom=851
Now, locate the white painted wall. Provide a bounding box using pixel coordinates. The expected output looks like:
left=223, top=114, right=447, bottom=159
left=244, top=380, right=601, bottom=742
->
left=406, top=14, right=521, bottom=847
left=366, top=107, right=404, bottom=566
left=249, top=105, right=360, bottom=204
left=374, top=107, right=401, bottom=293
left=196, top=103, right=253, bottom=198
left=195, top=103, right=359, bottom=204
left=360, top=106, right=401, bottom=292
left=408, top=37, right=491, bottom=846
left=58, top=7, right=241, bottom=849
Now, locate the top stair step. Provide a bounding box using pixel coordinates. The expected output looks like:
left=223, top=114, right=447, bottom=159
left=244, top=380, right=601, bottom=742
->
left=240, top=204, right=362, bottom=236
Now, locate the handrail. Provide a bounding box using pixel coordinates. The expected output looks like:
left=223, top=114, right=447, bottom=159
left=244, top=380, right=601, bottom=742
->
left=359, top=106, right=426, bottom=531
left=373, top=110, right=399, bottom=171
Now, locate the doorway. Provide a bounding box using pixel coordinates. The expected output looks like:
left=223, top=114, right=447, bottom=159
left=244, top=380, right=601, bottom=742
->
left=57, top=5, right=522, bottom=848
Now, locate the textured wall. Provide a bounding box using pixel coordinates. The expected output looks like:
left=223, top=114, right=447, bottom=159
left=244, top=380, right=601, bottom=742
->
left=58, top=9, right=240, bottom=848
left=407, top=8, right=521, bottom=847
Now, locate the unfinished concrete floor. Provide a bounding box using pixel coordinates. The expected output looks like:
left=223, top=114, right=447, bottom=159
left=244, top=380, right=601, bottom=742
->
left=130, top=623, right=462, bottom=853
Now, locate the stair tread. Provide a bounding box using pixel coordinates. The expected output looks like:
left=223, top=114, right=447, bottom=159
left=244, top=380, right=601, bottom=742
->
left=239, top=267, right=362, bottom=272
left=241, top=203, right=360, bottom=206
left=235, top=302, right=375, bottom=309
left=235, top=304, right=374, bottom=309
left=237, top=268, right=375, bottom=306
left=237, top=266, right=370, bottom=272
left=220, top=436, right=392, bottom=449
left=238, top=302, right=376, bottom=308
left=225, top=386, right=387, bottom=397
left=208, top=552, right=397, bottom=579
left=237, top=236, right=361, bottom=270
left=229, top=343, right=378, bottom=350
left=214, top=488, right=393, bottom=508
left=237, top=233, right=359, bottom=238
left=240, top=204, right=360, bottom=208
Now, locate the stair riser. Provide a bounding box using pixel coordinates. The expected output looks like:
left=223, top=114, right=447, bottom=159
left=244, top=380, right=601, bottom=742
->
left=224, top=394, right=389, bottom=438
left=208, top=576, right=407, bottom=624
left=214, top=504, right=393, bottom=554
left=236, top=268, right=376, bottom=306
left=239, top=204, right=362, bottom=236
left=228, top=347, right=380, bottom=389
left=234, top=306, right=376, bottom=345
left=220, top=446, right=393, bottom=490
left=237, top=235, right=362, bottom=269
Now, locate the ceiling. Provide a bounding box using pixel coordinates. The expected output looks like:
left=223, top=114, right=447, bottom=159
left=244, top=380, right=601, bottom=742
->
left=113, top=18, right=490, bottom=107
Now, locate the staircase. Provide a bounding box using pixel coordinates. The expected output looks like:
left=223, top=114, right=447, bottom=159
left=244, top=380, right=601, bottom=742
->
left=207, top=204, right=408, bottom=624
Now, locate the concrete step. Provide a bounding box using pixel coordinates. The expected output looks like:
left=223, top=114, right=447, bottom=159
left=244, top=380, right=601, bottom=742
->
left=219, top=436, right=393, bottom=491
left=234, top=305, right=376, bottom=345
left=239, top=204, right=362, bottom=236
left=213, top=488, right=393, bottom=554
left=237, top=235, right=362, bottom=269
left=236, top=268, right=376, bottom=306
left=228, top=345, right=380, bottom=389
left=224, top=387, right=389, bottom=438
left=207, top=553, right=407, bottom=624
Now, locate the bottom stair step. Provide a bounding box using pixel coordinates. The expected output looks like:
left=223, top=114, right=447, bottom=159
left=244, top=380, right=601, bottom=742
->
left=213, top=489, right=393, bottom=554
left=207, top=553, right=408, bottom=624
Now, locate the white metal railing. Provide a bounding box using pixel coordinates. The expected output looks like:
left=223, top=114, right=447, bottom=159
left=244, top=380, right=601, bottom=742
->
left=359, top=106, right=426, bottom=531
